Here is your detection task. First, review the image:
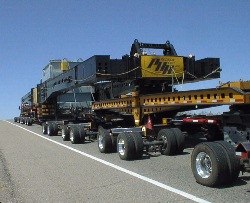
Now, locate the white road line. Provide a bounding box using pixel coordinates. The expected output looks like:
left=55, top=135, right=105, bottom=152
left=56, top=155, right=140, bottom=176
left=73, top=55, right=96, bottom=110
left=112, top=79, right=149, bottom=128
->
left=5, top=121, right=211, bottom=203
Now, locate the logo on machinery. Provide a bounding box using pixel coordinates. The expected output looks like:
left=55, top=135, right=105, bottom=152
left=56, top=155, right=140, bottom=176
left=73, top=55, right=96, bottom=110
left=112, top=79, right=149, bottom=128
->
left=147, top=58, right=177, bottom=74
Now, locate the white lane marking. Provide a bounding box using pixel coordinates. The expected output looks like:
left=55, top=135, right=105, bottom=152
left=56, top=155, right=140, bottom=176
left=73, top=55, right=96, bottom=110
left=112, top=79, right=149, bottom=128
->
left=5, top=121, right=211, bottom=203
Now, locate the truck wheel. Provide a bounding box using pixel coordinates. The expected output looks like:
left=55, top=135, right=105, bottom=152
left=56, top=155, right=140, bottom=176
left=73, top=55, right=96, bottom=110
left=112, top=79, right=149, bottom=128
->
left=14, top=117, right=17, bottom=122
left=111, top=135, right=117, bottom=152
left=62, top=125, right=70, bottom=141
left=215, top=141, right=240, bottom=184
left=130, top=132, right=143, bottom=159
left=42, top=123, right=47, bottom=134
left=78, top=126, right=86, bottom=144
left=191, top=142, right=229, bottom=187
left=157, top=129, right=177, bottom=155
left=171, top=128, right=185, bottom=154
left=70, top=126, right=81, bottom=144
left=20, top=118, right=25, bottom=124
left=117, top=132, right=135, bottom=160
left=27, top=118, right=32, bottom=126
left=97, top=127, right=112, bottom=153
left=47, top=123, right=55, bottom=136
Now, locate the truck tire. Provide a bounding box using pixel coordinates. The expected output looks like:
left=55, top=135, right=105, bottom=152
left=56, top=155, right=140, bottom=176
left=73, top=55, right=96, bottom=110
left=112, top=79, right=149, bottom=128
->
left=157, top=129, right=177, bottom=155
left=42, top=123, right=47, bottom=134
left=191, top=142, right=229, bottom=187
left=27, top=118, right=32, bottom=126
left=97, top=126, right=112, bottom=153
left=78, top=126, right=86, bottom=144
left=171, top=128, right=185, bottom=154
left=111, top=135, right=117, bottom=152
left=215, top=141, right=240, bottom=184
left=62, top=125, right=70, bottom=141
left=14, top=117, right=17, bottom=122
left=47, top=123, right=55, bottom=136
left=70, top=126, right=81, bottom=144
left=117, top=132, right=135, bottom=160
left=20, top=118, right=25, bottom=124
left=130, top=132, right=143, bottom=159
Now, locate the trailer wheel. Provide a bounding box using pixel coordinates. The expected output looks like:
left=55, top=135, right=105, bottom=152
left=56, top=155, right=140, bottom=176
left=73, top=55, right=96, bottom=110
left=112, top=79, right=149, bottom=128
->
left=111, top=135, right=117, bottom=152
left=157, top=129, right=177, bottom=155
left=47, top=123, right=55, bottom=136
left=191, top=142, right=229, bottom=187
left=78, top=126, right=86, bottom=144
left=117, top=132, right=135, bottom=160
left=130, top=132, right=143, bottom=159
left=215, top=141, right=240, bottom=184
left=20, top=118, right=25, bottom=124
left=171, top=128, right=185, bottom=154
left=70, top=126, right=81, bottom=144
left=42, top=123, right=47, bottom=134
left=62, top=125, right=70, bottom=141
left=97, top=127, right=112, bottom=153
left=27, top=118, right=32, bottom=126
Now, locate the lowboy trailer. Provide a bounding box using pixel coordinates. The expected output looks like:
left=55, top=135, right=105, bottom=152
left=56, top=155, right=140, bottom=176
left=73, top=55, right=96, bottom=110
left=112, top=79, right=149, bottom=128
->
left=14, top=39, right=250, bottom=187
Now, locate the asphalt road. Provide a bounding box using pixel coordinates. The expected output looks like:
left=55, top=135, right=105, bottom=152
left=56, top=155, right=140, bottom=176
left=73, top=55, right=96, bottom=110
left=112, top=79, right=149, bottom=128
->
left=0, top=120, right=250, bottom=203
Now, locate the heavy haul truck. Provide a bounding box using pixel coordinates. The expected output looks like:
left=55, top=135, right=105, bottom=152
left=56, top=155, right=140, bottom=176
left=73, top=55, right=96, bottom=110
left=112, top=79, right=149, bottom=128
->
left=14, top=39, right=250, bottom=187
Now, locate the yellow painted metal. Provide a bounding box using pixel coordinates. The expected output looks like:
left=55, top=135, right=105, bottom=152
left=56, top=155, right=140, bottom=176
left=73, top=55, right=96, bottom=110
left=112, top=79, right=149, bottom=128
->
left=162, top=118, right=168, bottom=125
left=92, top=80, right=250, bottom=127
left=221, top=80, right=250, bottom=91
left=140, top=86, right=250, bottom=107
left=61, top=61, right=69, bottom=71
left=140, top=55, right=184, bottom=78
left=32, top=88, right=38, bottom=104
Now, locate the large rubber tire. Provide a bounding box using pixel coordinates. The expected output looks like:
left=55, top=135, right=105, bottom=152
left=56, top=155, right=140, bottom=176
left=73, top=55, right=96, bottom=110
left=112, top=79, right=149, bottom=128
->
left=171, top=128, right=185, bottom=154
left=26, top=118, right=32, bottom=126
left=191, top=142, right=229, bottom=187
left=47, top=123, right=58, bottom=136
left=97, top=126, right=112, bottom=153
left=70, top=126, right=81, bottom=144
left=20, top=118, right=25, bottom=124
left=130, top=132, right=144, bottom=159
left=14, top=117, right=17, bottom=122
left=215, top=141, right=240, bottom=184
left=47, top=123, right=55, bottom=136
left=157, top=129, right=177, bottom=155
left=117, top=132, right=135, bottom=160
left=111, top=135, right=117, bottom=153
left=78, top=126, right=86, bottom=144
left=42, top=123, right=47, bottom=134
left=62, top=125, right=70, bottom=141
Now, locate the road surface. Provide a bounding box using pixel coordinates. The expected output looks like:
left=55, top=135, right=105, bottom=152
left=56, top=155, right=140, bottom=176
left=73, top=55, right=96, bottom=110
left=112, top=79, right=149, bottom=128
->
left=0, top=120, right=249, bottom=203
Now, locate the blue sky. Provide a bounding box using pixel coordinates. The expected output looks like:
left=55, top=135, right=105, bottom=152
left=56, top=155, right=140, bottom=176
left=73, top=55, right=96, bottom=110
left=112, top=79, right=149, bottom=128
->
left=0, top=0, right=250, bottom=119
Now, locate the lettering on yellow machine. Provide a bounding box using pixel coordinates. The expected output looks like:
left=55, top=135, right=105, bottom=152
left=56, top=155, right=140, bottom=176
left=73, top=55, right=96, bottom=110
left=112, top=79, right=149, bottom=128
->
left=140, top=55, right=184, bottom=78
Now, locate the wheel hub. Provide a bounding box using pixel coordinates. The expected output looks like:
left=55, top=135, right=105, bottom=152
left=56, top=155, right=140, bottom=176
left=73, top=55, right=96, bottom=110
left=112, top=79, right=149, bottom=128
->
left=196, top=152, right=212, bottom=178
left=98, top=135, right=104, bottom=149
left=70, top=130, right=74, bottom=142
left=118, top=138, right=125, bottom=156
